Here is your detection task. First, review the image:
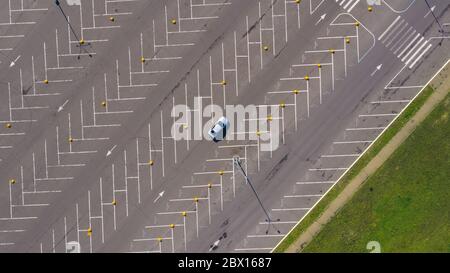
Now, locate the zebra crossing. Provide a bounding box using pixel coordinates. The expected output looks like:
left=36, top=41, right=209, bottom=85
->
left=334, top=0, right=360, bottom=13
left=378, top=15, right=432, bottom=69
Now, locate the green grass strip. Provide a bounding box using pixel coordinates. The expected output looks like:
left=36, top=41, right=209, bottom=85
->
left=274, top=86, right=436, bottom=253
left=303, top=92, right=450, bottom=252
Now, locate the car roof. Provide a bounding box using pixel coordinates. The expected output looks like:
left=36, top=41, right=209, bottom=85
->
left=211, top=123, right=222, bottom=131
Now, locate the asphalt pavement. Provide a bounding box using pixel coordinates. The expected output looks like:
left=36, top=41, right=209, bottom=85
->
left=0, top=0, right=448, bottom=253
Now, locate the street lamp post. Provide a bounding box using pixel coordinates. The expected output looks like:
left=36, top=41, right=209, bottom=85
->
left=54, top=0, right=92, bottom=58
left=424, top=0, right=444, bottom=33
left=55, top=1, right=80, bottom=41
left=233, top=156, right=280, bottom=234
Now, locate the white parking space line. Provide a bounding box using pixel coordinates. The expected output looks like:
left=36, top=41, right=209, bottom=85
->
left=346, top=127, right=385, bottom=131
left=308, top=167, right=348, bottom=171
left=321, top=154, right=359, bottom=158
left=157, top=211, right=196, bottom=215
left=258, top=221, right=297, bottom=225
left=0, top=217, right=37, bottom=221
left=359, top=113, right=398, bottom=117
left=371, top=100, right=410, bottom=104
left=169, top=197, right=208, bottom=202
left=284, top=194, right=322, bottom=198
left=333, top=140, right=372, bottom=144
left=296, top=181, right=335, bottom=185
left=272, top=208, right=309, bottom=211
left=247, top=234, right=285, bottom=238
left=235, top=247, right=274, bottom=251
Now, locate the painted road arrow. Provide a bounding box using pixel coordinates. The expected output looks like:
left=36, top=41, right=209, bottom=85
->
left=106, top=145, right=117, bottom=157
left=315, top=14, right=326, bottom=26
left=424, top=5, right=435, bottom=18
left=370, top=64, right=383, bottom=77
left=153, top=191, right=165, bottom=203
left=9, top=55, right=21, bottom=68
left=57, top=100, right=69, bottom=112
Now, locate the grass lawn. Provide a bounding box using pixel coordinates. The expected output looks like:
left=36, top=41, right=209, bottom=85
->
left=302, top=92, right=450, bottom=253
left=274, top=86, right=436, bottom=253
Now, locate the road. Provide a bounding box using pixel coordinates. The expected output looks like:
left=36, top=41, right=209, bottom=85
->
left=0, top=0, right=448, bottom=253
